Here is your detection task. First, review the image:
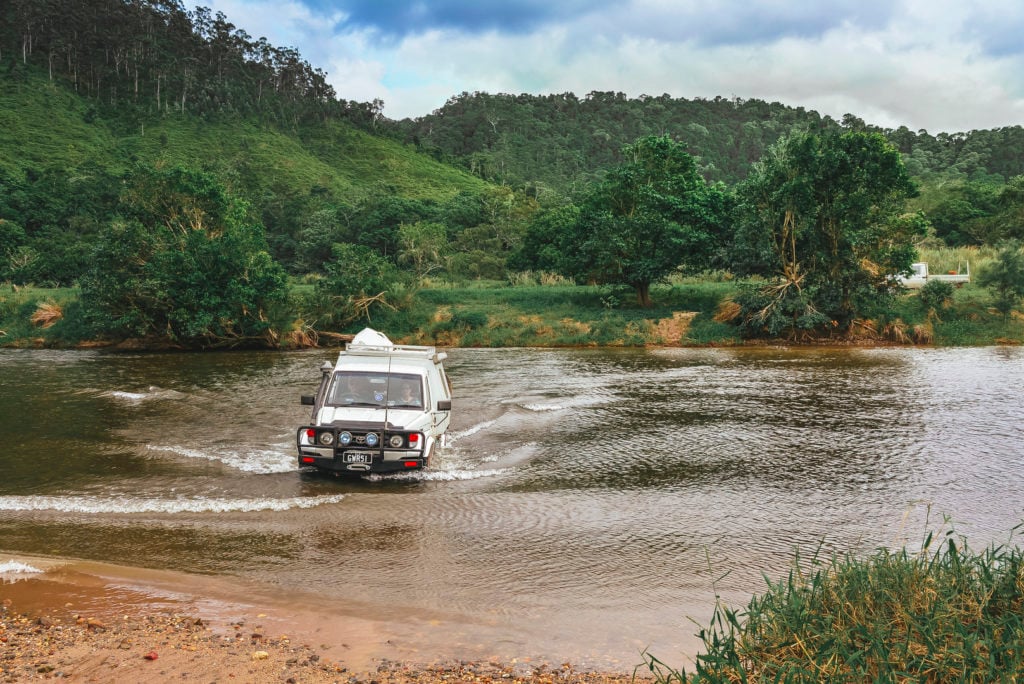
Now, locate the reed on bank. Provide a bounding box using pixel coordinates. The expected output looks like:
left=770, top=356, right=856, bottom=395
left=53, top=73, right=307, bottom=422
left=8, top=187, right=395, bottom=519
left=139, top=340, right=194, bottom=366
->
left=643, top=524, right=1024, bottom=683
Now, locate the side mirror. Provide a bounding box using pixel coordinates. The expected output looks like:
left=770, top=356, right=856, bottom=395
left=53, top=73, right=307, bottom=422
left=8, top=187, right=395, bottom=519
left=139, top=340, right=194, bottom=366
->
left=436, top=399, right=452, bottom=411
left=300, top=395, right=315, bottom=406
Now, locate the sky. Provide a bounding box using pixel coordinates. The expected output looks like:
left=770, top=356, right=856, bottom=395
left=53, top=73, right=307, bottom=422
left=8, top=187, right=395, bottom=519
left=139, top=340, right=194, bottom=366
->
left=202, top=0, right=1024, bottom=133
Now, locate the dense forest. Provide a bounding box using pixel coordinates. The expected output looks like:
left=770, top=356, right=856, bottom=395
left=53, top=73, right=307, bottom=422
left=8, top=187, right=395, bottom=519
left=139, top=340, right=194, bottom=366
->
left=397, top=91, right=1024, bottom=190
left=2, top=0, right=1023, bottom=347
left=2, top=0, right=383, bottom=127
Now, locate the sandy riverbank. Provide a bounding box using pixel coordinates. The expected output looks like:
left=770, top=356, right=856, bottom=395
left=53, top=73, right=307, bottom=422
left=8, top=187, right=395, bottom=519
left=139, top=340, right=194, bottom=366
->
left=0, top=556, right=658, bottom=683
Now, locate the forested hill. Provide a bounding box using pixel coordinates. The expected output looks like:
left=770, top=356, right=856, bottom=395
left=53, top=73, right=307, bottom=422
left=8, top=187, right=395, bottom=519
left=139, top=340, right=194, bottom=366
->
left=0, top=0, right=491, bottom=286
left=395, top=91, right=1024, bottom=192
left=2, top=0, right=383, bottom=127
left=3, top=0, right=1024, bottom=292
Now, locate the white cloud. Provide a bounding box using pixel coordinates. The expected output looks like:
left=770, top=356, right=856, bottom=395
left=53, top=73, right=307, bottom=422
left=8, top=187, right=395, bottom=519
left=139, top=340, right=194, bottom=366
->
left=207, top=0, right=1024, bottom=131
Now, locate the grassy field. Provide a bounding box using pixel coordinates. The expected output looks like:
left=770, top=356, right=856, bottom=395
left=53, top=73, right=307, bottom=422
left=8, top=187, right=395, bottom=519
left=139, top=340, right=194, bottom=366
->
left=346, top=278, right=743, bottom=348
left=916, top=245, right=997, bottom=279
left=0, top=70, right=486, bottom=203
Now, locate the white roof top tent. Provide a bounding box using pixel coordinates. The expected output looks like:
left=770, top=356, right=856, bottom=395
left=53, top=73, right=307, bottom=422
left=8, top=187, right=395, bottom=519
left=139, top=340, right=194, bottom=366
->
left=342, top=328, right=448, bottom=364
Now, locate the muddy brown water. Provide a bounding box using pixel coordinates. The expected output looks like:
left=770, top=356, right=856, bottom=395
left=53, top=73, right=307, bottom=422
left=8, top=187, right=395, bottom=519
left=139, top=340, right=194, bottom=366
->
left=1, top=346, right=1023, bottom=670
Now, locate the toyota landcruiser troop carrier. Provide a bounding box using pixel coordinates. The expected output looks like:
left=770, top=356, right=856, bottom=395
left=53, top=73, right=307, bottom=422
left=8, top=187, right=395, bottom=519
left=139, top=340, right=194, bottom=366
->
left=297, top=328, right=452, bottom=475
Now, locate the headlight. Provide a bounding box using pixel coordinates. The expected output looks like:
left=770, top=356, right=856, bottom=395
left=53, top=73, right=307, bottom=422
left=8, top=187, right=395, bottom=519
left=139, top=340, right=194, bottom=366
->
left=318, top=431, right=334, bottom=445
left=338, top=431, right=352, bottom=446
left=388, top=435, right=404, bottom=448
left=365, top=432, right=379, bottom=447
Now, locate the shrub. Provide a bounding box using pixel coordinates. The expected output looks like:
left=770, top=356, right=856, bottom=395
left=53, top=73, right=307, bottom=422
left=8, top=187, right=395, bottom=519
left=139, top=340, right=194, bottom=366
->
left=919, top=279, right=954, bottom=312
left=643, top=525, right=1024, bottom=682
left=977, top=240, right=1024, bottom=317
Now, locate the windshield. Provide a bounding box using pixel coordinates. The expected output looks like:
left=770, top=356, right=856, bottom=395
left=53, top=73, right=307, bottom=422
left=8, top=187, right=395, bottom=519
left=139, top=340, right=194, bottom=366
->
left=326, top=372, right=423, bottom=409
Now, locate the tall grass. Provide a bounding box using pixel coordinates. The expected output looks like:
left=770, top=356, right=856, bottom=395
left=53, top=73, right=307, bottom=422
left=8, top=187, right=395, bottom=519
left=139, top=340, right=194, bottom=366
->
left=916, top=245, right=999, bottom=279
left=643, top=523, right=1024, bottom=683
left=0, top=285, right=80, bottom=343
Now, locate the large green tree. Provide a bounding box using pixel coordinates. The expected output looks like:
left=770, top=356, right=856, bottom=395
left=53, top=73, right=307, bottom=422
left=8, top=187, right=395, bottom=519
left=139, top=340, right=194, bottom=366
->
left=977, top=240, right=1024, bottom=317
left=548, top=135, right=727, bottom=306
left=732, top=130, right=921, bottom=338
left=315, top=242, right=408, bottom=326
left=80, top=166, right=288, bottom=346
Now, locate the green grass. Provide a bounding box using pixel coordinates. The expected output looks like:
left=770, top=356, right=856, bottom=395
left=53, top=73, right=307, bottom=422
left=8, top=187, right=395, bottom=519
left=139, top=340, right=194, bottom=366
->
left=642, top=523, right=1024, bottom=683
left=344, top=281, right=740, bottom=347
left=0, top=67, right=486, bottom=204
left=878, top=282, right=1024, bottom=346
left=915, top=245, right=998, bottom=280
left=0, top=75, right=126, bottom=177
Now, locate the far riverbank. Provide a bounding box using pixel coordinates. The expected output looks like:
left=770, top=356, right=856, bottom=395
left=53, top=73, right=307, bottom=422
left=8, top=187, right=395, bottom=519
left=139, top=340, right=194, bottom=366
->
left=2, top=279, right=1022, bottom=350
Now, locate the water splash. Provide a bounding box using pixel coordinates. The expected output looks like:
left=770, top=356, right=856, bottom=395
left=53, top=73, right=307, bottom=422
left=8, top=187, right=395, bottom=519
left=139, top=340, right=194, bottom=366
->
left=103, top=386, right=187, bottom=402
left=147, top=445, right=296, bottom=474
left=109, top=391, right=149, bottom=401
left=0, top=561, right=43, bottom=574
left=365, top=467, right=511, bottom=482
left=447, top=419, right=497, bottom=442
left=521, top=403, right=567, bottom=412
left=0, top=494, right=346, bottom=514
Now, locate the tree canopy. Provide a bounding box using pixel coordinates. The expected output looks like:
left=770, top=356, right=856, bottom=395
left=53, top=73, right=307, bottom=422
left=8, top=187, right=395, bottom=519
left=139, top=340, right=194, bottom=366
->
left=80, top=166, right=288, bottom=346
left=521, top=135, right=728, bottom=306
left=731, top=130, right=922, bottom=338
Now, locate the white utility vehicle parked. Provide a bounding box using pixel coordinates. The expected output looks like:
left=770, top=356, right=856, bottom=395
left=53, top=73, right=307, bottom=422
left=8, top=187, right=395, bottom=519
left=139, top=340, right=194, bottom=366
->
left=297, top=328, right=452, bottom=475
left=897, top=262, right=971, bottom=289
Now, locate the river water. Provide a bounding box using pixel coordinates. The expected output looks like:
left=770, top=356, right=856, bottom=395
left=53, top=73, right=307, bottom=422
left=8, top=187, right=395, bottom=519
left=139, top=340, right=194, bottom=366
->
left=1, top=345, right=1023, bottom=669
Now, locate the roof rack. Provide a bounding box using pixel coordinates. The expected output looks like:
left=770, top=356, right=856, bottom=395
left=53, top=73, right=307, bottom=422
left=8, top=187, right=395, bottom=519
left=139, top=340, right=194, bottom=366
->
left=343, top=343, right=440, bottom=359
left=340, top=327, right=446, bottom=362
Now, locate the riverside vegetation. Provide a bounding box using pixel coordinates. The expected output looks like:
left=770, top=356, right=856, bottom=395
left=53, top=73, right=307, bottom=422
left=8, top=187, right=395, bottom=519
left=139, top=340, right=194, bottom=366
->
left=641, top=521, right=1024, bottom=683
left=3, top=244, right=1022, bottom=348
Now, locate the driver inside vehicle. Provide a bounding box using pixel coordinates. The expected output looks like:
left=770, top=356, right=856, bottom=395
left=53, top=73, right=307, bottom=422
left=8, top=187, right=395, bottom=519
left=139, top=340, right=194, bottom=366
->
left=334, top=374, right=372, bottom=404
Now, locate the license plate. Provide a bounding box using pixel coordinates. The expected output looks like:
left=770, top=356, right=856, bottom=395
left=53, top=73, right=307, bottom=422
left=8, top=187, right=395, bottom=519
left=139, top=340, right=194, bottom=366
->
left=343, top=452, right=370, bottom=463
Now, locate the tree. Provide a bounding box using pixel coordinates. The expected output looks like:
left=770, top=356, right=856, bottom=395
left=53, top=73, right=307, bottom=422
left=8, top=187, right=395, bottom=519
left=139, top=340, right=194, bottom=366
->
left=80, top=166, right=288, bottom=346
left=397, top=221, right=448, bottom=283
left=316, top=243, right=405, bottom=325
left=562, top=135, right=726, bottom=306
left=732, top=130, right=920, bottom=338
left=977, top=240, right=1024, bottom=317
left=512, top=203, right=581, bottom=274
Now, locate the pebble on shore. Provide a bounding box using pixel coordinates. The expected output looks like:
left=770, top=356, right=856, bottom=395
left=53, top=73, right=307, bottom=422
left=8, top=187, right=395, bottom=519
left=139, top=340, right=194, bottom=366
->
left=0, top=598, right=644, bottom=683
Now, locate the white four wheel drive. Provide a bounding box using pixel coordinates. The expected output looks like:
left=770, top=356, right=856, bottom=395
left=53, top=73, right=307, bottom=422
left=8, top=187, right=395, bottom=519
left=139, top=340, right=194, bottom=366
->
left=297, top=328, right=452, bottom=475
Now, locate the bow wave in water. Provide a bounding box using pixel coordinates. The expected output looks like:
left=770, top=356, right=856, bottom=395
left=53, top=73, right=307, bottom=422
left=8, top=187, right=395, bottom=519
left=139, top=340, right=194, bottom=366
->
left=146, top=444, right=298, bottom=474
